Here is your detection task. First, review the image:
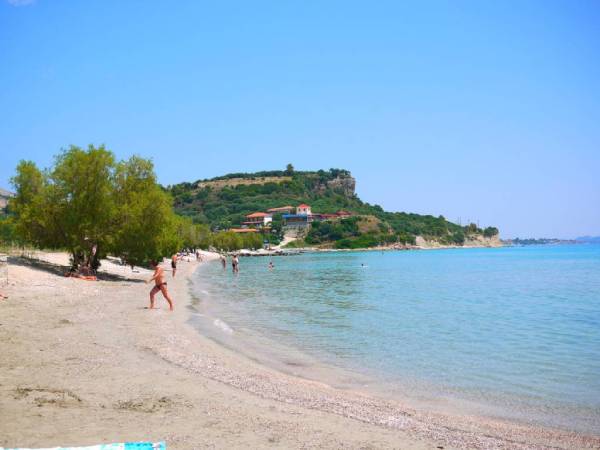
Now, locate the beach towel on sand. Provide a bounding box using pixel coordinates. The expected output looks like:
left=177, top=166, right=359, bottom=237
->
left=1, top=442, right=165, bottom=450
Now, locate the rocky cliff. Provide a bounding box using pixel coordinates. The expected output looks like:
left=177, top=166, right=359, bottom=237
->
left=0, top=188, right=14, bottom=211
left=325, top=175, right=356, bottom=197
left=415, top=234, right=503, bottom=249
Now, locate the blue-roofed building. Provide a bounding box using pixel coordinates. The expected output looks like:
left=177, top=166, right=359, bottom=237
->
left=283, top=204, right=314, bottom=229
left=282, top=213, right=312, bottom=228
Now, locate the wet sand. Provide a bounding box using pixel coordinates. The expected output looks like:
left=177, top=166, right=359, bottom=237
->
left=0, top=251, right=597, bottom=449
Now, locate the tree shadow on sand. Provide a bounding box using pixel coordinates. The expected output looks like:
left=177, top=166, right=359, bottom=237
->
left=8, top=256, right=146, bottom=283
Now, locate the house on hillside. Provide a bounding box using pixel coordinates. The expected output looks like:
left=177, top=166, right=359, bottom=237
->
left=243, top=212, right=272, bottom=229
left=297, top=204, right=312, bottom=215
left=267, top=206, right=294, bottom=215
left=336, top=210, right=352, bottom=217
left=282, top=204, right=314, bottom=229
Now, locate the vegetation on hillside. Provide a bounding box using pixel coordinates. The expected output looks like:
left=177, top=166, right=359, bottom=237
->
left=167, top=167, right=499, bottom=248
left=305, top=216, right=415, bottom=249
left=3, top=158, right=500, bottom=255
left=168, top=168, right=358, bottom=229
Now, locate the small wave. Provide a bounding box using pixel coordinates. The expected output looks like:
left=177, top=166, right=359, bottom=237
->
left=214, top=318, right=234, bottom=334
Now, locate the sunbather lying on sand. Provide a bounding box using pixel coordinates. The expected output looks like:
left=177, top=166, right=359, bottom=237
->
left=64, top=271, right=97, bottom=281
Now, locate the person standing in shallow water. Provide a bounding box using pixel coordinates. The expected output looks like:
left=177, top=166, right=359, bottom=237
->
left=147, top=260, right=174, bottom=311
left=220, top=254, right=227, bottom=270
left=232, top=254, right=239, bottom=274
left=171, top=254, right=178, bottom=277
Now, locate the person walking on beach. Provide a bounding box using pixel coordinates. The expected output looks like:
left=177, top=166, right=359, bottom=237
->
left=171, top=254, right=178, bottom=277
left=147, top=260, right=174, bottom=311
left=232, top=254, right=239, bottom=274
left=220, top=254, right=227, bottom=270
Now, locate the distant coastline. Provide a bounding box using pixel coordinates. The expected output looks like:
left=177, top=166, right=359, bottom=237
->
left=500, top=236, right=600, bottom=247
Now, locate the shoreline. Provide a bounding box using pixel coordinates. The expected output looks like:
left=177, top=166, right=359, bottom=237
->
left=188, top=255, right=600, bottom=437
left=253, top=238, right=505, bottom=256
left=234, top=244, right=503, bottom=258
left=240, top=241, right=588, bottom=257
left=0, top=252, right=598, bottom=449
left=188, top=260, right=600, bottom=436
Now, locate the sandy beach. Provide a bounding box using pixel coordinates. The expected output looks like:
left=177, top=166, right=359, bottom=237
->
left=0, top=251, right=598, bottom=449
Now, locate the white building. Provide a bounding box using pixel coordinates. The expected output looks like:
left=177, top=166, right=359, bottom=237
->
left=243, top=212, right=273, bottom=228
left=296, top=204, right=312, bottom=215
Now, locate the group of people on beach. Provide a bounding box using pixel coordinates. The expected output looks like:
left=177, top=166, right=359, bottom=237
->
left=146, top=250, right=275, bottom=312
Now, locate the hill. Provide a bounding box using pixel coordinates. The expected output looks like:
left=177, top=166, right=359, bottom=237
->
left=0, top=187, right=14, bottom=212
left=167, top=168, right=499, bottom=248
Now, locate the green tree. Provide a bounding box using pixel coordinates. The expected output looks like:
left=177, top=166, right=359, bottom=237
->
left=9, top=160, right=48, bottom=246
left=483, top=226, right=499, bottom=238
left=243, top=232, right=264, bottom=249
left=450, top=230, right=465, bottom=245
left=10, top=146, right=181, bottom=269
left=270, top=213, right=283, bottom=238
left=466, top=223, right=479, bottom=234
left=113, top=155, right=181, bottom=267
left=0, top=216, right=19, bottom=245
left=50, top=145, right=117, bottom=268
left=285, top=163, right=294, bottom=175
left=211, top=231, right=242, bottom=251
left=195, top=223, right=212, bottom=248
left=175, top=217, right=215, bottom=250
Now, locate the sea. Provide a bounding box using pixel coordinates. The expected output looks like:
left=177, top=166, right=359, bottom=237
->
left=189, top=244, right=600, bottom=434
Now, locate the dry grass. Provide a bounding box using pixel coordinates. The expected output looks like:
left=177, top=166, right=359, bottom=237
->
left=356, top=215, right=389, bottom=234
left=196, top=176, right=292, bottom=190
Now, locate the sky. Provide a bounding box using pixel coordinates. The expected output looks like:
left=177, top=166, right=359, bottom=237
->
left=1, top=1, right=599, bottom=239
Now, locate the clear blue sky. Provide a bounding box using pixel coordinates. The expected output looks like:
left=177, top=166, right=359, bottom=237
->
left=1, top=1, right=599, bottom=239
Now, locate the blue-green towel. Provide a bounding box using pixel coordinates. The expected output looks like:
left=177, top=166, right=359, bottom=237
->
left=1, top=442, right=166, bottom=450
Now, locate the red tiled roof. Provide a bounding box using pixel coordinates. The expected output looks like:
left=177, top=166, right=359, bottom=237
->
left=298, top=204, right=310, bottom=208
left=246, top=212, right=271, bottom=218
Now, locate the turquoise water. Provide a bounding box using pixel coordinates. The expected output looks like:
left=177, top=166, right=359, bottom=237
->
left=191, top=245, right=600, bottom=433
